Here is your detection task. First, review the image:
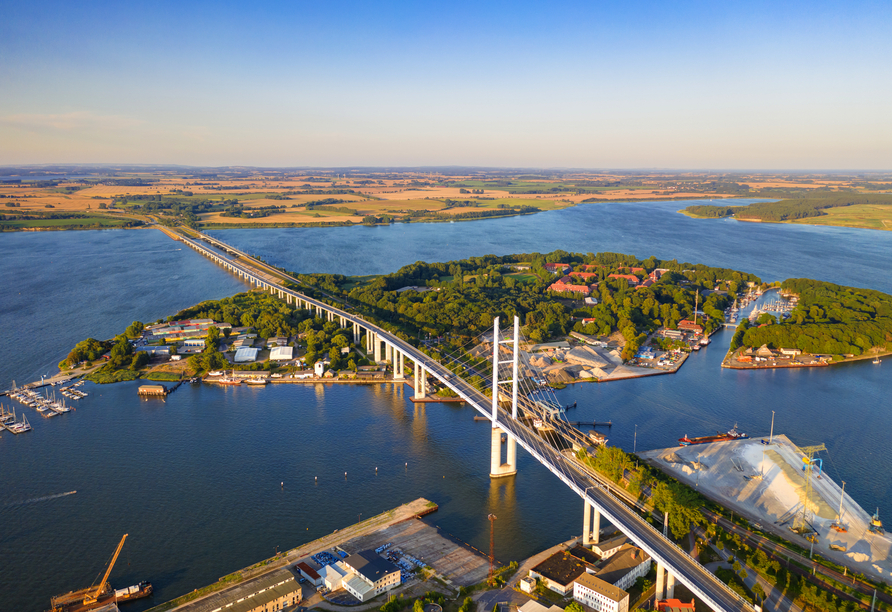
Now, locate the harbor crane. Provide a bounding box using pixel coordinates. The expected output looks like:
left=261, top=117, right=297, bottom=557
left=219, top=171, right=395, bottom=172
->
left=83, top=534, right=128, bottom=605
left=793, top=444, right=826, bottom=536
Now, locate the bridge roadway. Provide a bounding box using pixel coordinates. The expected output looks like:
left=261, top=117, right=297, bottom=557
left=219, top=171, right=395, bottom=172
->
left=173, top=228, right=755, bottom=612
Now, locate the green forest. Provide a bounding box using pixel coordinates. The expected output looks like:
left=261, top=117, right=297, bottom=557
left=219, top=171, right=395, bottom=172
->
left=293, top=250, right=758, bottom=362
left=734, top=279, right=892, bottom=356
left=683, top=194, right=892, bottom=222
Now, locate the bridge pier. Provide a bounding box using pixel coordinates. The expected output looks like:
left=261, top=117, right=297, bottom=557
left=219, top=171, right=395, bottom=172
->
left=374, top=334, right=382, bottom=363
left=666, top=569, right=676, bottom=600
left=395, top=351, right=404, bottom=379
left=385, top=342, right=392, bottom=363
left=413, top=362, right=427, bottom=398
left=490, top=427, right=517, bottom=478
left=655, top=562, right=665, bottom=601
left=582, top=499, right=601, bottom=546
left=353, top=323, right=360, bottom=344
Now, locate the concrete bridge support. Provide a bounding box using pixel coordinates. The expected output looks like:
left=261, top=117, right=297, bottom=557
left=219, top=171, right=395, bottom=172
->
left=413, top=362, right=427, bottom=398
left=490, top=427, right=517, bottom=478
left=582, top=499, right=601, bottom=546
left=394, top=351, right=404, bottom=379
left=374, top=334, right=382, bottom=363
left=666, top=570, right=676, bottom=600
left=385, top=343, right=392, bottom=363
left=655, top=562, right=665, bottom=601
left=353, top=323, right=361, bottom=345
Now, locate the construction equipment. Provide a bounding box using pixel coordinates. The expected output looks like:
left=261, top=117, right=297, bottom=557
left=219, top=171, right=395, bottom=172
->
left=870, top=508, right=885, bottom=535
left=487, top=514, right=497, bottom=583
left=83, top=534, right=128, bottom=604
left=793, top=444, right=826, bottom=535
left=831, top=480, right=848, bottom=533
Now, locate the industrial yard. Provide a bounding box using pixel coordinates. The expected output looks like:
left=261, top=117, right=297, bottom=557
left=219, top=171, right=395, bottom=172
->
left=639, top=435, right=892, bottom=583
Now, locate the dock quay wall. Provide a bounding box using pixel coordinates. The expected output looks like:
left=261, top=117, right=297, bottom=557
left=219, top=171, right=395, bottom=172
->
left=143, top=498, right=437, bottom=612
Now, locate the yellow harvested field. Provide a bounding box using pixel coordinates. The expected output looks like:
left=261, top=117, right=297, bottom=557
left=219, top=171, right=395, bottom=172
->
left=374, top=188, right=512, bottom=200
left=201, top=211, right=362, bottom=225
left=352, top=199, right=447, bottom=212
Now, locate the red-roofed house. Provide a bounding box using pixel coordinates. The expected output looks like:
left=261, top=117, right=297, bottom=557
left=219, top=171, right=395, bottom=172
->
left=549, top=280, right=590, bottom=296
left=576, top=264, right=601, bottom=272
left=637, top=279, right=655, bottom=288
left=650, top=268, right=670, bottom=282
left=678, top=319, right=703, bottom=333
left=544, top=263, right=571, bottom=274
left=608, top=274, right=639, bottom=285
left=569, top=271, right=599, bottom=281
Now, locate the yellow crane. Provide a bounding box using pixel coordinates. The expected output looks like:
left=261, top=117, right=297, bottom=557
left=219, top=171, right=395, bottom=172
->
left=83, top=534, right=128, bottom=605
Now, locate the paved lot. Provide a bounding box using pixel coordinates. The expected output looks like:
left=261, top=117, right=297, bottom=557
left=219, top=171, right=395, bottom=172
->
left=339, top=518, right=490, bottom=587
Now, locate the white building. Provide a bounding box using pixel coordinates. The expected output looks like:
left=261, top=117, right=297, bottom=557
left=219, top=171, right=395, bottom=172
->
left=321, top=562, right=349, bottom=590
left=573, top=572, right=629, bottom=612
left=592, top=545, right=651, bottom=592
left=269, top=346, right=294, bottom=361
left=339, top=550, right=401, bottom=602
left=234, top=347, right=260, bottom=362
left=314, top=360, right=329, bottom=377
left=592, top=535, right=629, bottom=559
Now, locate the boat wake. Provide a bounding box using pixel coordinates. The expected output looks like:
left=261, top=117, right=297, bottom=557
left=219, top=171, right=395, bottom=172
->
left=3, top=490, right=77, bottom=508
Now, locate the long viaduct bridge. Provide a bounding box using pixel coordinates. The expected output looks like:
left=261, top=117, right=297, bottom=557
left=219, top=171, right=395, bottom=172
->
left=169, top=227, right=755, bottom=612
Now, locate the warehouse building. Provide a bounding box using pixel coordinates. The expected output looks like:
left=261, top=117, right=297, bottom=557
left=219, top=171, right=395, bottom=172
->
left=234, top=347, right=260, bottom=362
left=269, top=346, right=293, bottom=361
left=175, top=568, right=299, bottom=612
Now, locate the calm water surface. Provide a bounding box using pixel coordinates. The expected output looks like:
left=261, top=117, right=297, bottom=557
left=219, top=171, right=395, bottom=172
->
left=1, top=203, right=891, bottom=612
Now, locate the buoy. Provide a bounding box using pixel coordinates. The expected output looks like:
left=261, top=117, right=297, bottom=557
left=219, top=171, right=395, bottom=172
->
left=281, top=482, right=284, bottom=488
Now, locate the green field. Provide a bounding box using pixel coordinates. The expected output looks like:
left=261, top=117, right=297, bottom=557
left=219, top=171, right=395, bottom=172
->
left=789, top=204, right=892, bottom=231
left=505, top=272, right=539, bottom=282
left=460, top=197, right=567, bottom=210
left=3, top=216, right=129, bottom=228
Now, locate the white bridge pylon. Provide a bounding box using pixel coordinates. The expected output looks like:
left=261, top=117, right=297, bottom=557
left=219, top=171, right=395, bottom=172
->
left=490, top=315, right=519, bottom=478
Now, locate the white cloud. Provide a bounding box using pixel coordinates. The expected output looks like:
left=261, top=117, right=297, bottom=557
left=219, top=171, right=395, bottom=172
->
left=0, top=111, right=144, bottom=131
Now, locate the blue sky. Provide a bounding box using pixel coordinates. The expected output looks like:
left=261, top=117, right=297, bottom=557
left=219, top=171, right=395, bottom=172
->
left=1, top=0, right=890, bottom=168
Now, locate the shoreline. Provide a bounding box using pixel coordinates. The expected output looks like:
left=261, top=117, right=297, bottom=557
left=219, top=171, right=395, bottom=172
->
left=722, top=348, right=890, bottom=370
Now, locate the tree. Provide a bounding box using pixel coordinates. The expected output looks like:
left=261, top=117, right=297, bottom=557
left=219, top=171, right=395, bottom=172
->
left=205, top=326, right=220, bottom=352
left=751, top=583, right=766, bottom=603
left=413, top=599, right=424, bottom=612
left=565, top=602, right=584, bottom=612
left=131, top=351, right=149, bottom=369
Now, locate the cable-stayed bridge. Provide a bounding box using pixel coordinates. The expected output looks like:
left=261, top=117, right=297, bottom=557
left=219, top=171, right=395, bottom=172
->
left=170, top=227, right=755, bottom=612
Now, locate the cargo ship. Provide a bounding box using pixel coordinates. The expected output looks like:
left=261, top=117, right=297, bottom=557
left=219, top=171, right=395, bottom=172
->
left=678, top=425, right=747, bottom=446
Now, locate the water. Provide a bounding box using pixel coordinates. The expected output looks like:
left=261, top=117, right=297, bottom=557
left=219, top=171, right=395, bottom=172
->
left=1, top=203, right=891, bottom=611
left=208, top=199, right=892, bottom=289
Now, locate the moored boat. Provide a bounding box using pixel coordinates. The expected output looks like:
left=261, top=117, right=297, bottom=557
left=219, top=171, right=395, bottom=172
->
left=679, top=424, right=747, bottom=446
